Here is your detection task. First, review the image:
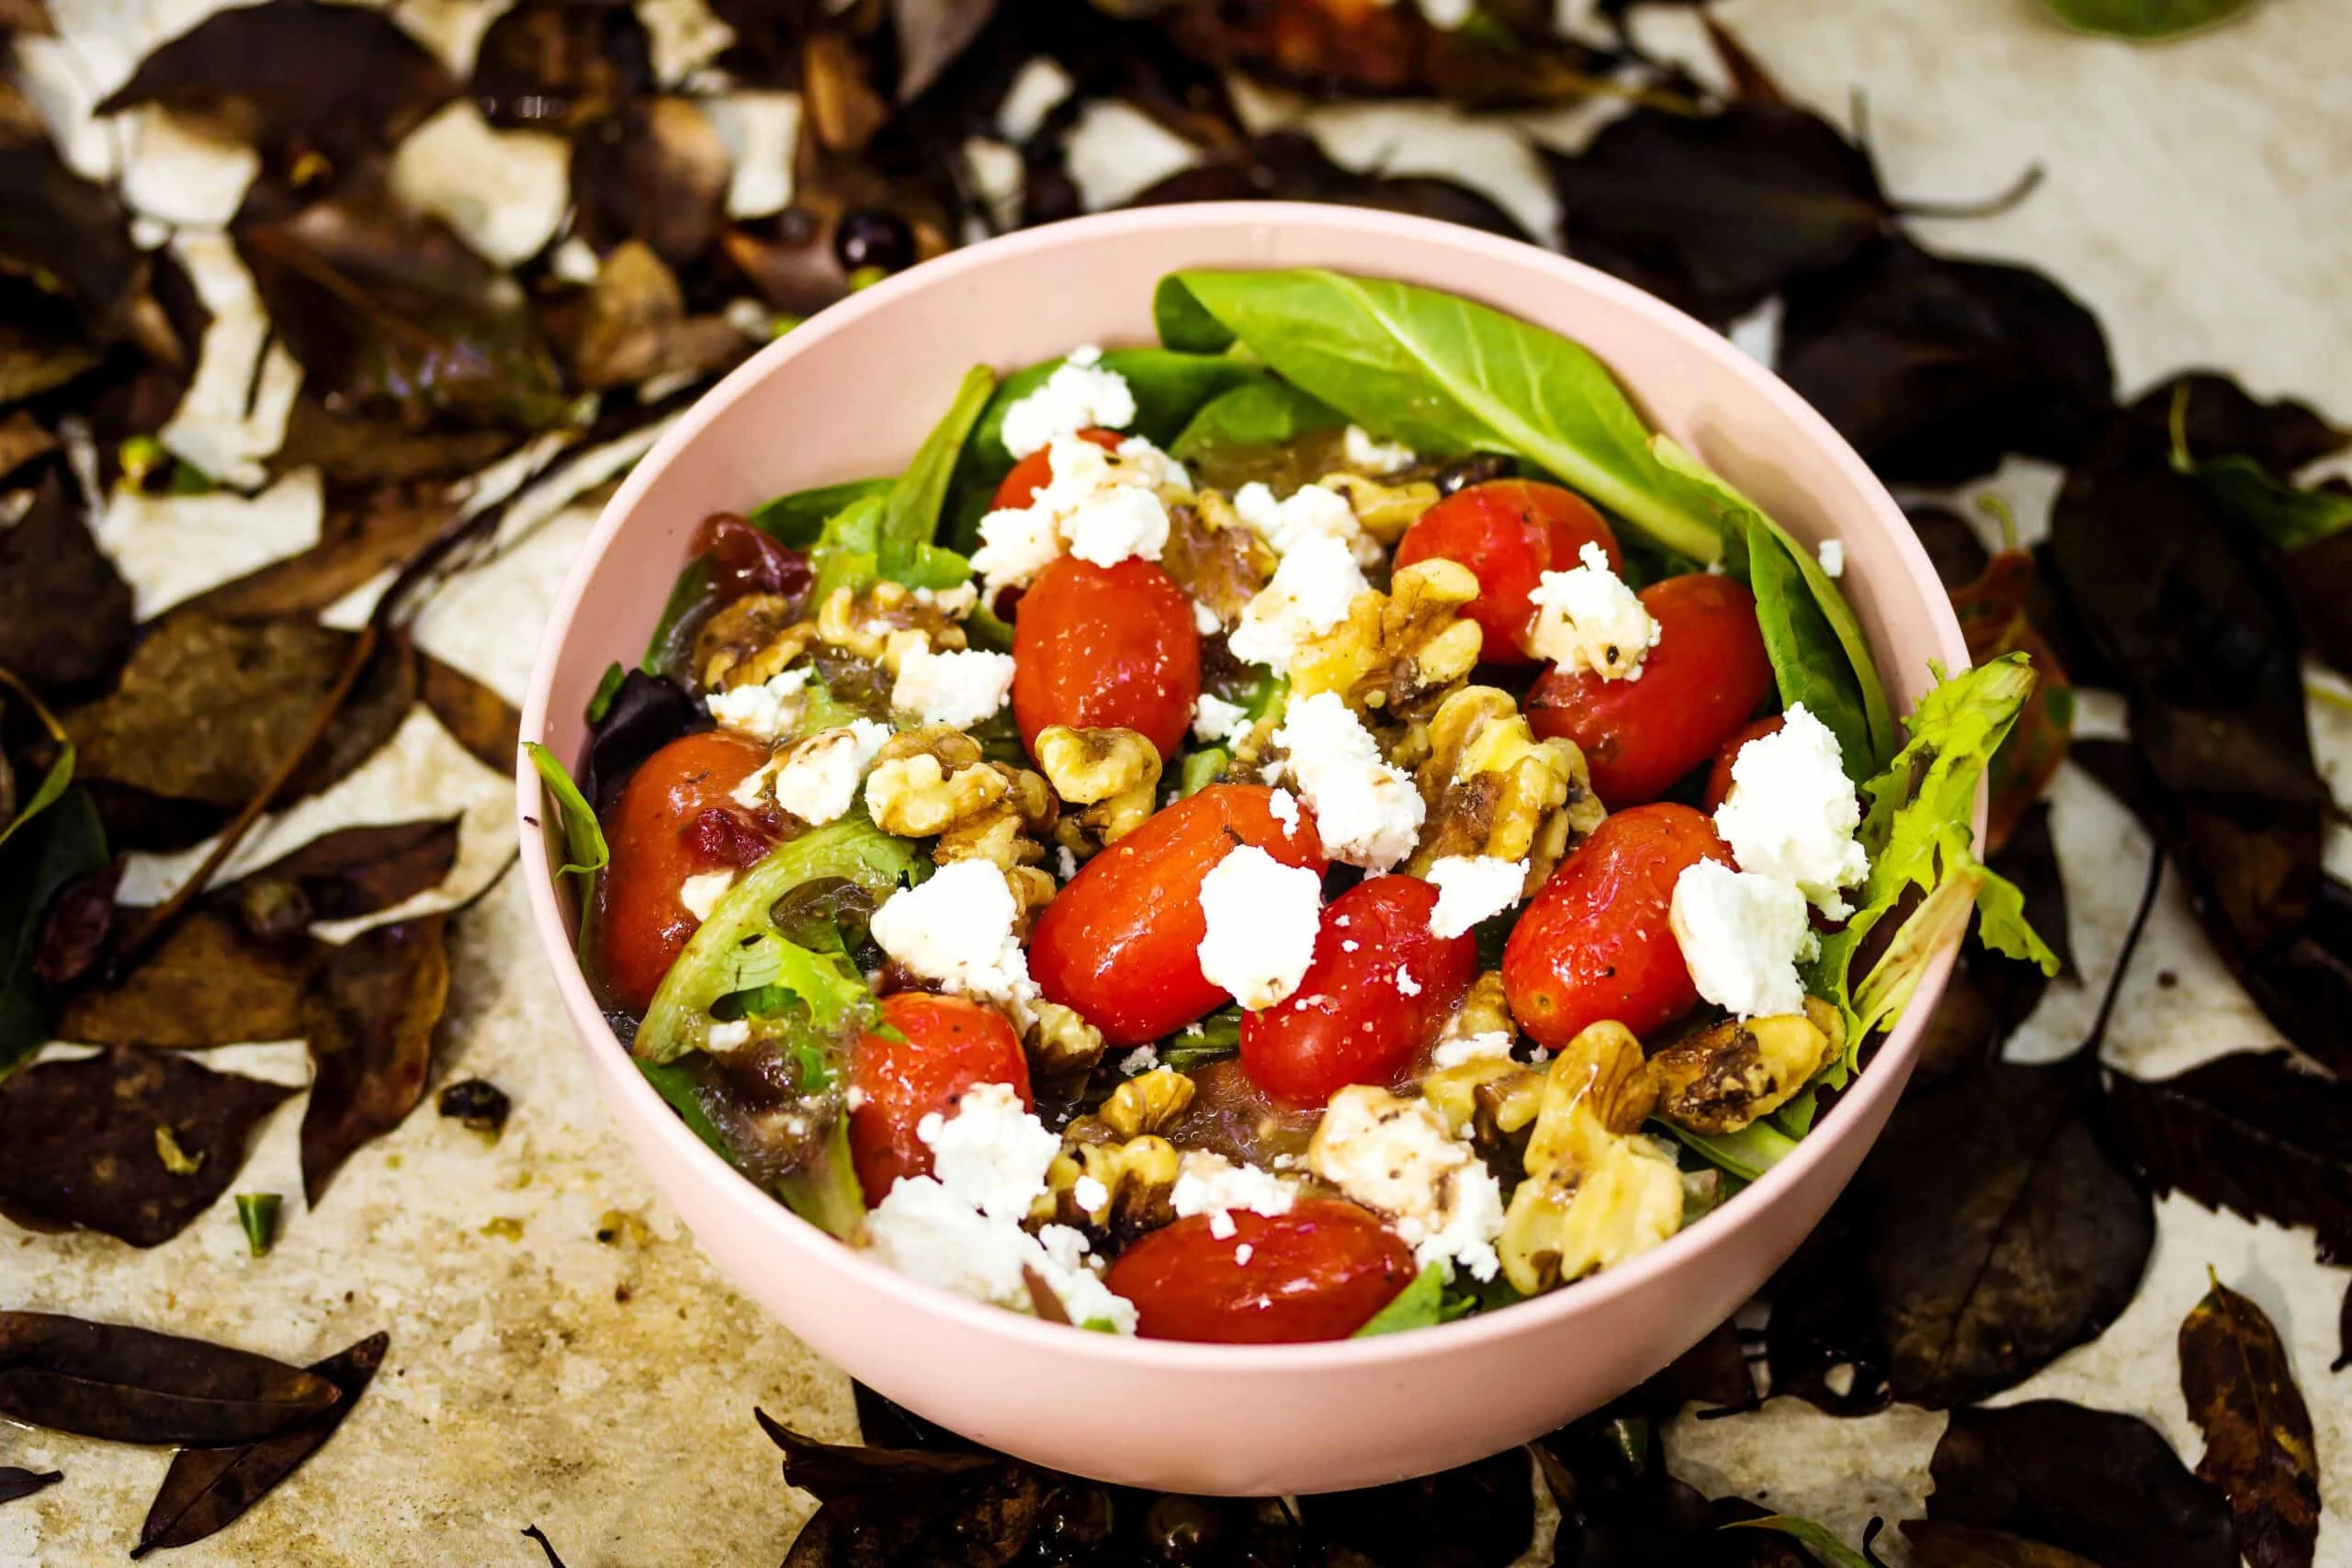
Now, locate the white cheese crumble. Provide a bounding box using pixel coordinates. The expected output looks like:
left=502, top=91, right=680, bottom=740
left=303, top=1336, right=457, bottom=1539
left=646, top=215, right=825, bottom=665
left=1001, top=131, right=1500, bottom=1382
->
left=1668, top=859, right=1814, bottom=1020
left=969, top=431, right=1184, bottom=594
left=1072, top=1174, right=1110, bottom=1213
left=1268, top=692, right=1425, bottom=871
left=1056, top=844, right=1080, bottom=882
left=866, top=1179, right=1136, bottom=1333
left=891, top=644, right=1015, bottom=729
left=1192, top=692, right=1252, bottom=747
left=1170, top=1151, right=1296, bottom=1241
left=1232, top=479, right=1379, bottom=565
left=1341, top=424, right=1417, bottom=476
left=1195, top=844, right=1323, bottom=1010
left=1425, top=854, right=1529, bottom=939
left=1226, top=535, right=1370, bottom=675
left=917, top=1082, right=1063, bottom=1222
left=1119, top=1044, right=1160, bottom=1076
left=705, top=1018, right=752, bottom=1052
left=1309, top=1087, right=1504, bottom=1281
left=1527, top=543, right=1658, bottom=679
left=1234, top=1243, right=1253, bottom=1265
left=870, top=860, right=1038, bottom=1015
left=1430, top=1031, right=1517, bottom=1069
left=1192, top=598, right=1222, bottom=634
left=998, top=348, right=1136, bottom=458
left=770, top=719, right=893, bottom=826
left=706, top=668, right=811, bottom=743
left=1065, top=483, right=1170, bottom=568
left=1266, top=787, right=1302, bottom=837
left=678, top=869, right=737, bottom=922
left=1817, top=538, right=1845, bottom=578
left=1712, top=704, right=1868, bottom=919
left=968, top=500, right=1061, bottom=597
left=1395, top=965, right=1421, bottom=997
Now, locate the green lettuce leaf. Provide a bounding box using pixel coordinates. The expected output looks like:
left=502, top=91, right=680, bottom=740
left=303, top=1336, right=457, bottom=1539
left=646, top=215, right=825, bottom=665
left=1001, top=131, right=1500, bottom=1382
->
left=878, top=365, right=994, bottom=581
left=1349, top=1262, right=1486, bottom=1337
left=1169, top=376, right=1345, bottom=462
left=1724, top=1516, right=1876, bottom=1568
left=750, top=476, right=895, bottom=547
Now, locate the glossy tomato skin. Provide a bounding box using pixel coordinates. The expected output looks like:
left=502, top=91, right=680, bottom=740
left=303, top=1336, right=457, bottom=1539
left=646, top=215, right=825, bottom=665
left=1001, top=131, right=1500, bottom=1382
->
left=1012, top=556, right=1201, bottom=761
left=1239, top=875, right=1477, bottom=1107
left=1393, top=479, right=1621, bottom=664
left=990, top=426, right=1124, bottom=512
left=1502, top=803, right=1732, bottom=1049
left=595, top=729, right=780, bottom=1013
left=1029, top=784, right=1326, bottom=1046
left=1104, top=1201, right=1418, bottom=1343
left=1702, top=715, right=1787, bottom=815
left=847, top=992, right=1031, bottom=1208
left=1526, top=575, right=1774, bottom=807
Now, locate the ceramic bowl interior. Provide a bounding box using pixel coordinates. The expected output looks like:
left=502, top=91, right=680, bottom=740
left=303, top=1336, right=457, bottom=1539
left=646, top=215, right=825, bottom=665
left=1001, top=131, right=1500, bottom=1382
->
left=516, top=203, right=1970, bottom=1496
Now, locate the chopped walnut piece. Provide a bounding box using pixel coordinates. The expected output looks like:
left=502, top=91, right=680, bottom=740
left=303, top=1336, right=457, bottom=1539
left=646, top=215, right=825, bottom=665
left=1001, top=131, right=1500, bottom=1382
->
left=1035, top=725, right=1162, bottom=850
left=1410, top=685, right=1604, bottom=890
left=1160, top=495, right=1273, bottom=625
left=1498, top=1021, right=1682, bottom=1294
left=1317, top=472, right=1440, bottom=543
left=1290, top=558, right=1483, bottom=716
left=1038, top=1133, right=1181, bottom=1248
left=815, top=581, right=970, bottom=671
left=1100, top=1066, right=1198, bottom=1140
left=1652, top=998, right=1844, bottom=1135
left=696, top=593, right=816, bottom=691
left=867, top=727, right=1060, bottom=922
left=1027, top=1000, right=1106, bottom=1082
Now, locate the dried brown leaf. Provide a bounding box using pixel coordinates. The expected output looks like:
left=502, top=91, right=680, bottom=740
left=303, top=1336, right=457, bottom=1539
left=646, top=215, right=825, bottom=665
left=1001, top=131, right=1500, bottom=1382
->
left=30, top=853, right=121, bottom=985
left=270, top=397, right=522, bottom=484
left=2179, top=1277, right=2320, bottom=1568
left=0, top=1468, right=62, bottom=1506
left=469, top=0, right=652, bottom=132
left=299, top=914, right=450, bottom=1204
left=0, top=410, right=55, bottom=479
left=0, top=1049, right=296, bottom=1247
left=56, top=906, right=311, bottom=1047
left=417, top=652, right=520, bottom=773
left=1900, top=1520, right=2103, bottom=1568
left=563, top=240, right=749, bottom=391
left=225, top=817, right=461, bottom=940
left=191, top=482, right=457, bottom=619
left=0, top=1312, right=336, bottom=1445
left=571, top=96, right=731, bottom=269
left=0, top=466, right=134, bottom=696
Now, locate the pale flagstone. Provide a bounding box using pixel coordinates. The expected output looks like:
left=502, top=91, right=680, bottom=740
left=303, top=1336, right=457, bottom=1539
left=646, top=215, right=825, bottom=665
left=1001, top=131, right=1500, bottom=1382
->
left=93, top=467, right=323, bottom=622
left=160, top=230, right=305, bottom=487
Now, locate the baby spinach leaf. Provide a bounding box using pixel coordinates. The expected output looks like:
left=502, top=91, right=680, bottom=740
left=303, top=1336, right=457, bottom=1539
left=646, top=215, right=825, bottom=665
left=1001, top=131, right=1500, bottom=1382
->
left=2041, top=0, right=2256, bottom=39
left=1169, top=377, right=1344, bottom=461
left=877, top=365, right=993, bottom=582
left=1726, top=1516, right=1876, bottom=1568
left=1352, top=1263, right=1449, bottom=1337
left=2191, top=458, right=2352, bottom=552
left=1157, top=267, right=1736, bottom=562
left=810, top=492, right=890, bottom=603
left=1663, top=1118, right=1801, bottom=1184
left=750, top=477, right=894, bottom=547
left=1738, top=513, right=1873, bottom=776
left=634, top=1055, right=732, bottom=1156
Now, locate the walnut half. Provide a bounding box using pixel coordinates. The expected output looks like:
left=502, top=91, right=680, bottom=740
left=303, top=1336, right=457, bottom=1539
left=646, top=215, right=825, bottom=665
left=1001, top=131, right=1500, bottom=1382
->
left=1410, top=685, right=1604, bottom=891
left=865, top=726, right=1057, bottom=923
left=1651, top=998, right=1844, bottom=1135
left=1035, top=725, right=1162, bottom=850
left=1291, top=558, right=1484, bottom=716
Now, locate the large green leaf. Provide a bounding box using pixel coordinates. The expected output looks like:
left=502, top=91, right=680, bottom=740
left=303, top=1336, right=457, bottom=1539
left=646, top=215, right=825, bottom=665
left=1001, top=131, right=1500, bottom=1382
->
left=749, top=477, right=894, bottom=547
left=877, top=365, right=994, bottom=581
left=1156, top=268, right=1740, bottom=563
left=1169, top=377, right=1346, bottom=462
left=2041, top=0, right=2256, bottom=39
left=1739, top=513, right=1875, bottom=777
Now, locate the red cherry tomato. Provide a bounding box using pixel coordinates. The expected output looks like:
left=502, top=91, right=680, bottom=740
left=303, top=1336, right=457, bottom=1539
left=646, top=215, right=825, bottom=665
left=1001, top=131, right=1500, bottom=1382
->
left=1393, top=480, right=1621, bottom=665
left=990, top=426, right=1125, bottom=512
left=1501, top=803, right=1732, bottom=1049
left=1012, top=556, right=1202, bottom=761
left=1104, top=1201, right=1418, bottom=1343
left=1030, top=784, right=1326, bottom=1046
left=1701, top=715, right=1787, bottom=815
left=846, top=992, right=1032, bottom=1208
left=1526, top=575, right=1774, bottom=807
left=1239, top=875, right=1476, bottom=1107
left=595, top=730, right=781, bottom=1013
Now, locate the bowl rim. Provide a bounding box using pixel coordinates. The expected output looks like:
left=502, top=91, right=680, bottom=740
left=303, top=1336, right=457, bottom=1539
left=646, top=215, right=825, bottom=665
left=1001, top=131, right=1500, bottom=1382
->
left=515, top=200, right=1970, bottom=1371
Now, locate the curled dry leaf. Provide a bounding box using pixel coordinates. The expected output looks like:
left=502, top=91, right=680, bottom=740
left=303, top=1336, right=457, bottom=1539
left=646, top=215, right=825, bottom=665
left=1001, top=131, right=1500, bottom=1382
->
left=0, top=123, right=155, bottom=349
left=0, top=1046, right=296, bottom=1246
left=469, top=0, right=653, bottom=133
left=135, top=1330, right=390, bottom=1557
left=1949, top=548, right=2073, bottom=856
left=1899, top=1520, right=2102, bottom=1568
left=0, top=1468, right=62, bottom=1506
left=1161, top=0, right=1625, bottom=107
left=570, top=97, right=731, bottom=271
left=2177, top=1277, right=2319, bottom=1568
left=0, top=466, right=135, bottom=697
left=56, top=906, right=310, bottom=1048
left=561, top=241, right=751, bottom=392
left=299, top=913, right=451, bottom=1205
left=1547, top=103, right=1886, bottom=327
left=416, top=651, right=521, bottom=773
left=1131, top=131, right=1534, bottom=243
left=224, top=817, right=462, bottom=940
left=2105, top=1048, right=2352, bottom=1263
left=1763, top=1200, right=1891, bottom=1417
left=1926, top=1401, right=2238, bottom=1568
left=0, top=788, right=106, bottom=1073
left=1295, top=1444, right=1535, bottom=1568
left=191, top=481, right=457, bottom=620
left=1779, top=237, right=2115, bottom=488
left=0, top=1312, right=337, bottom=1446
left=270, top=397, right=523, bottom=484
left=30, top=853, right=122, bottom=986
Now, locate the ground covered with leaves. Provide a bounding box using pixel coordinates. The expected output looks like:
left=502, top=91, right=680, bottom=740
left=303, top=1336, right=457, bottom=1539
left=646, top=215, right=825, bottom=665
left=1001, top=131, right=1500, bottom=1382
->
left=1, top=0, right=2347, bottom=1562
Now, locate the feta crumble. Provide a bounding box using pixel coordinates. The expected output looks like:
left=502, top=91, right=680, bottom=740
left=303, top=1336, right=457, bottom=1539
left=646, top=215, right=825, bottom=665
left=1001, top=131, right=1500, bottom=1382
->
left=1817, top=538, right=1845, bottom=578
left=1056, top=844, right=1079, bottom=882
left=1119, top=1044, right=1160, bottom=1076
left=1193, top=597, right=1222, bottom=634
left=1268, top=692, right=1425, bottom=871
left=998, top=348, right=1136, bottom=457
left=918, top=1081, right=1062, bottom=1221
left=1064, top=479, right=1170, bottom=568
left=1191, top=691, right=1253, bottom=746
left=1226, top=534, right=1370, bottom=675
left=1341, top=424, right=1417, bottom=475
left=705, top=668, right=811, bottom=742
left=1196, top=844, right=1323, bottom=1010
left=704, top=1018, right=752, bottom=1052
left=1072, top=1174, right=1110, bottom=1213
left=1431, top=1031, right=1517, bottom=1069
left=1395, top=964, right=1422, bottom=997
left=1266, top=787, right=1302, bottom=837
left=866, top=1179, right=1136, bottom=1333
left=1712, top=704, right=1868, bottom=919
left=969, top=431, right=1182, bottom=594
left=1308, top=1086, right=1504, bottom=1281
left=891, top=643, right=1015, bottom=728
left=770, top=719, right=893, bottom=826
left=1170, top=1150, right=1295, bottom=1241
left=1527, top=543, right=1658, bottom=680
left=1668, top=859, right=1813, bottom=1019
left=870, top=860, right=1038, bottom=1015
left=1425, top=854, right=1529, bottom=939
left=678, top=869, right=737, bottom=922
left=1234, top=1243, right=1254, bottom=1265
left=1233, top=479, right=1379, bottom=565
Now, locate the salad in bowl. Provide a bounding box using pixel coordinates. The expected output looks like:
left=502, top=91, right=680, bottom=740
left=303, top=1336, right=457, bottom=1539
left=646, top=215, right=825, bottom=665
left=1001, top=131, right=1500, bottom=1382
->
left=528, top=266, right=2051, bottom=1348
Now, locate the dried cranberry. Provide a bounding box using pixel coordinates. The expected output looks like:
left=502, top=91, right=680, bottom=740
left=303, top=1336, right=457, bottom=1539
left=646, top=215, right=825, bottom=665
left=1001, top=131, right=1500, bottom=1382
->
left=683, top=807, right=775, bottom=868
left=695, top=513, right=811, bottom=600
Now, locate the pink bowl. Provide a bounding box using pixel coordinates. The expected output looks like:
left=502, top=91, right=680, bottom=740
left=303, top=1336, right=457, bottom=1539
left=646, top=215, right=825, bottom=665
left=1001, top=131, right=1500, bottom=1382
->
left=517, top=203, right=1968, bottom=1495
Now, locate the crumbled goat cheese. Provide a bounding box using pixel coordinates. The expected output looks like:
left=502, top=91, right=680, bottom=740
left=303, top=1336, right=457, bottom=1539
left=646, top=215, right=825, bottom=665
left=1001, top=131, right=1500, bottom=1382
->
left=1226, top=535, right=1370, bottom=675
left=1269, top=692, right=1425, bottom=871
left=704, top=1019, right=752, bottom=1052
left=1193, top=692, right=1252, bottom=746
left=1527, top=543, right=1658, bottom=679
left=1114, top=434, right=1191, bottom=494
left=891, top=643, right=1016, bottom=728
left=1309, top=1087, right=1504, bottom=1281
left=970, top=431, right=1182, bottom=594
left=1341, top=423, right=1417, bottom=475
left=1431, top=1031, right=1517, bottom=1069
left=1171, top=1150, right=1296, bottom=1241
left=997, top=348, right=1136, bottom=457
left=1193, top=598, right=1222, bottom=634
left=1233, top=479, right=1378, bottom=564
left=1234, top=1243, right=1254, bottom=1265
left=1425, top=854, right=1528, bottom=939
left=1266, top=787, right=1302, bottom=837
left=771, top=719, right=893, bottom=826
left=1712, top=704, right=1868, bottom=919
left=969, top=502, right=1062, bottom=597
left=678, top=870, right=737, bottom=922
left=1072, top=1175, right=1111, bottom=1213
left=1669, top=859, right=1814, bottom=1019
left=1119, top=1044, right=1160, bottom=1076
left=914, top=582, right=980, bottom=616
left=1196, top=844, right=1323, bottom=1010
left=918, top=1081, right=1063, bottom=1221
left=1817, top=538, right=1845, bottom=578
left=1056, top=844, right=1079, bottom=882
left=705, top=668, right=811, bottom=742
left=1395, top=965, right=1422, bottom=997
left=870, top=860, right=1038, bottom=1013
left=1064, top=481, right=1170, bottom=568
left=866, top=1178, right=1136, bottom=1332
